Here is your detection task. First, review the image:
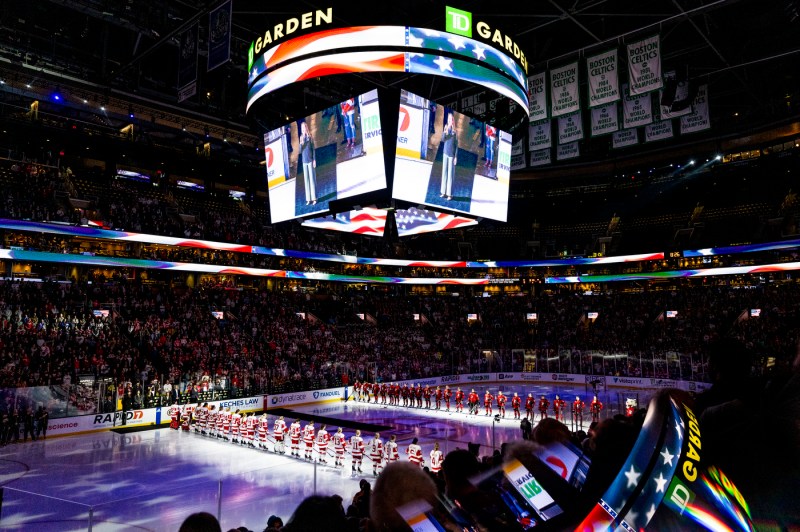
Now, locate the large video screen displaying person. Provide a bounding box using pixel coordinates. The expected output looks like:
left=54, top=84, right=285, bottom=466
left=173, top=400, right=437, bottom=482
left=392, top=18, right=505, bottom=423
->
left=264, top=89, right=387, bottom=223
left=393, top=90, right=512, bottom=222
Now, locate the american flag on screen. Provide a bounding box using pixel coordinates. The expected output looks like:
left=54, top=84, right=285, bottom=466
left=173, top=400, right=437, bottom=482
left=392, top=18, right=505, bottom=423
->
left=302, top=207, right=387, bottom=236
left=395, top=207, right=478, bottom=237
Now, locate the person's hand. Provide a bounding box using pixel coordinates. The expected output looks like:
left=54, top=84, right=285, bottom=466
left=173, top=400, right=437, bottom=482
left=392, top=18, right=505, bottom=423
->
left=313, top=160, right=316, bottom=168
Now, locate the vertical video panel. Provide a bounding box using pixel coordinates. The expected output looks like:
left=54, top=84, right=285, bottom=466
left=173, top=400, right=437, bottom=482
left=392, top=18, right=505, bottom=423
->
left=393, top=89, right=511, bottom=222
left=264, top=89, right=387, bottom=224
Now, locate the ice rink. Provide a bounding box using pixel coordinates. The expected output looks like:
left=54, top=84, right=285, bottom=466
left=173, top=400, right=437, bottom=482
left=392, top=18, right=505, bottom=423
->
left=0, top=385, right=648, bottom=531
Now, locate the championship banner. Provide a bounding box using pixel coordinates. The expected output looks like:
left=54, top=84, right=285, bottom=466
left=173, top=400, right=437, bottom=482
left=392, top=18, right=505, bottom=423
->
left=510, top=139, right=526, bottom=170
left=550, top=62, right=580, bottom=117
left=644, top=119, right=674, bottom=142
left=612, top=128, right=639, bottom=148
left=590, top=103, right=619, bottom=136
left=586, top=49, right=620, bottom=108
left=557, top=141, right=580, bottom=161
left=557, top=112, right=584, bottom=144
left=528, top=120, right=552, bottom=150
left=622, top=84, right=653, bottom=128
left=627, top=35, right=662, bottom=95
left=529, top=149, right=551, bottom=167
left=660, top=70, right=693, bottom=119
left=528, top=72, right=548, bottom=122
left=177, top=23, right=199, bottom=102
left=680, top=84, right=711, bottom=134
left=207, top=0, right=232, bottom=71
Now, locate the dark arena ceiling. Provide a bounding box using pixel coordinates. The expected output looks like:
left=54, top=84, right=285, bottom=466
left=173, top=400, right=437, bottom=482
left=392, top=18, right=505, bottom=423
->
left=0, top=0, right=798, bottom=171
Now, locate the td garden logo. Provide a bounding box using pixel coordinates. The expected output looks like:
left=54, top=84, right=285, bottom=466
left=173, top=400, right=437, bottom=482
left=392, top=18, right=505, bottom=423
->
left=445, top=6, right=472, bottom=37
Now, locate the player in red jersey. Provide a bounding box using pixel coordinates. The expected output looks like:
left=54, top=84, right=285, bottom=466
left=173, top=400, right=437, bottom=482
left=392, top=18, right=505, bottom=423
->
left=401, top=384, right=409, bottom=407
left=372, top=382, right=380, bottom=404
left=468, top=389, right=479, bottom=415
left=525, top=393, right=535, bottom=420
left=353, top=380, right=362, bottom=401
left=455, top=387, right=464, bottom=412
left=333, top=427, right=346, bottom=467
left=444, top=386, right=452, bottom=411
left=553, top=395, right=565, bottom=422
left=572, top=396, right=585, bottom=430
left=497, top=391, right=507, bottom=417
left=590, top=395, right=603, bottom=422
left=368, top=432, right=384, bottom=476
left=484, top=390, right=494, bottom=416
left=380, top=383, right=388, bottom=405
left=423, top=385, right=432, bottom=409
left=511, top=392, right=521, bottom=419
left=537, top=395, right=550, bottom=421
left=415, top=384, right=423, bottom=408
left=434, top=386, right=443, bottom=410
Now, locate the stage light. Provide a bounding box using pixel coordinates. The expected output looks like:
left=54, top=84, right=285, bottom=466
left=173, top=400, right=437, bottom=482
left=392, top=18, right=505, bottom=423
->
left=715, top=155, right=722, bottom=161
left=100, top=106, right=106, bottom=111
left=689, top=160, right=695, bottom=165
left=82, top=99, right=88, bottom=104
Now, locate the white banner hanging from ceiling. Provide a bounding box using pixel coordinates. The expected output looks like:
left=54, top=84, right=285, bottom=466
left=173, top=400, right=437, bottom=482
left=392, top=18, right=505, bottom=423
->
left=644, top=119, right=674, bottom=142
left=622, top=84, right=653, bottom=129
left=557, top=113, right=584, bottom=144
left=529, top=149, right=552, bottom=167
left=550, top=62, right=580, bottom=117
left=528, top=72, right=548, bottom=122
left=590, top=103, right=619, bottom=136
left=680, top=84, right=711, bottom=134
left=528, top=121, right=552, bottom=150
left=586, top=49, right=620, bottom=108
left=612, top=128, right=639, bottom=148
left=557, top=142, right=580, bottom=161
left=660, top=70, right=693, bottom=119
left=627, top=35, right=663, bottom=95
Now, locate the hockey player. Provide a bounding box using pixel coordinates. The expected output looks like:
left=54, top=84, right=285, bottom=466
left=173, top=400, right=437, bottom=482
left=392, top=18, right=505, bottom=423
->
left=290, top=419, right=302, bottom=456
left=392, top=383, right=400, bottom=406
left=553, top=395, right=565, bottom=422
left=245, top=412, right=257, bottom=447
left=525, top=393, right=534, bottom=420
left=350, top=429, right=365, bottom=474
left=625, top=398, right=637, bottom=417
left=354, top=380, right=362, bottom=401
left=316, top=424, right=329, bottom=464
left=207, top=405, right=217, bottom=437
left=257, top=413, right=269, bottom=449
left=415, top=384, right=423, bottom=408
left=231, top=409, right=242, bottom=443
left=590, top=395, right=603, bottom=422
left=368, top=432, right=384, bottom=476
left=468, top=389, right=479, bottom=415
left=180, top=404, right=193, bottom=431
left=361, top=382, right=370, bottom=402
left=168, top=403, right=181, bottom=430
left=497, top=391, right=507, bottom=418
left=401, top=384, right=409, bottom=407
left=429, top=442, right=443, bottom=474
left=455, top=387, right=465, bottom=412
left=380, top=383, right=388, bottom=405
left=572, top=396, right=585, bottom=430
left=423, top=385, right=432, bottom=409
left=333, top=427, right=346, bottom=467
left=511, top=393, right=521, bottom=420
left=444, top=386, right=452, bottom=411
left=273, top=416, right=286, bottom=453
left=434, top=386, right=443, bottom=410
left=372, top=382, right=380, bottom=404
left=406, top=437, right=424, bottom=468
left=384, top=434, right=399, bottom=464
left=302, top=421, right=316, bottom=460
left=193, top=403, right=206, bottom=433
left=484, top=390, right=494, bottom=416
left=538, top=395, right=550, bottom=421
left=222, top=407, right=232, bottom=441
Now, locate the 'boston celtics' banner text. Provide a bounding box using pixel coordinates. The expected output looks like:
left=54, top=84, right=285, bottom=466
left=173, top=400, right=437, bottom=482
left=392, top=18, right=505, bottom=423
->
left=590, top=103, right=619, bottom=136
left=528, top=72, right=548, bottom=122
left=680, top=84, right=710, bottom=134
left=550, top=62, right=580, bottom=117
left=557, top=113, right=583, bottom=145
left=627, top=35, right=662, bottom=95
left=586, top=49, right=620, bottom=108
left=528, top=121, right=552, bottom=150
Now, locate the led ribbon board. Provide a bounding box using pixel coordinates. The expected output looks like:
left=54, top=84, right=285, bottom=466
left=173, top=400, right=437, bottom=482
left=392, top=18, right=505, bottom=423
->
left=545, top=261, right=800, bottom=283
left=246, top=26, right=529, bottom=115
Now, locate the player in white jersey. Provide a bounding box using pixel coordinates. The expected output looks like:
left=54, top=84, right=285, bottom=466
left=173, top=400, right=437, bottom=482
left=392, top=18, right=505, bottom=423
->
left=273, top=416, right=286, bottom=453
left=289, top=420, right=301, bottom=456
left=207, top=406, right=217, bottom=437
left=257, top=413, right=269, bottom=449
left=406, top=437, right=423, bottom=468
left=332, top=427, right=346, bottom=467
left=194, top=403, right=207, bottom=434
left=230, top=410, right=242, bottom=443
left=384, top=434, right=399, bottom=465
left=316, top=425, right=329, bottom=464
left=302, top=421, right=316, bottom=460
left=245, top=413, right=257, bottom=447
left=368, top=433, right=384, bottom=476
left=429, top=442, right=443, bottom=474
left=350, top=429, right=365, bottom=474
left=222, top=407, right=232, bottom=441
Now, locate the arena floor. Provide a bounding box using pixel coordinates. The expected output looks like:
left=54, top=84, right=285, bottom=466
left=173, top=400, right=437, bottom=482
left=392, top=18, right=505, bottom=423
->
left=0, top=385, right=648, bottom=531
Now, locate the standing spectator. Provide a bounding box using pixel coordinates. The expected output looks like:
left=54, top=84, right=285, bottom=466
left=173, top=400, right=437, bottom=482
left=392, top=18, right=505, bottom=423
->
left=520, top=416, right=532, bottom=440
left=121, top=391, right=133, bottom=426
left=22, top=408, right=37, bottom=442
left=35, top=406, right=49, bottom=440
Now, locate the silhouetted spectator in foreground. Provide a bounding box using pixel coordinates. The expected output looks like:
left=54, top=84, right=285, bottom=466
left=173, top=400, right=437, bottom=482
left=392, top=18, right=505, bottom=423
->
left=179, top=512, right=222, bottom=532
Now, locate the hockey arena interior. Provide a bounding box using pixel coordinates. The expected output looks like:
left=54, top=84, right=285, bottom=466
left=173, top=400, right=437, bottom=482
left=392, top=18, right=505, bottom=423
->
left=0, top=0, right=799, bottom=530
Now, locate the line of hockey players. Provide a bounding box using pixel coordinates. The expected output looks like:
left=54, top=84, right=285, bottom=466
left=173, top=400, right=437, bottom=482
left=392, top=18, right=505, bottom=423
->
left=352, top=381, right=605, bottom=423
left=166, top=403, right=446, bottom=477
